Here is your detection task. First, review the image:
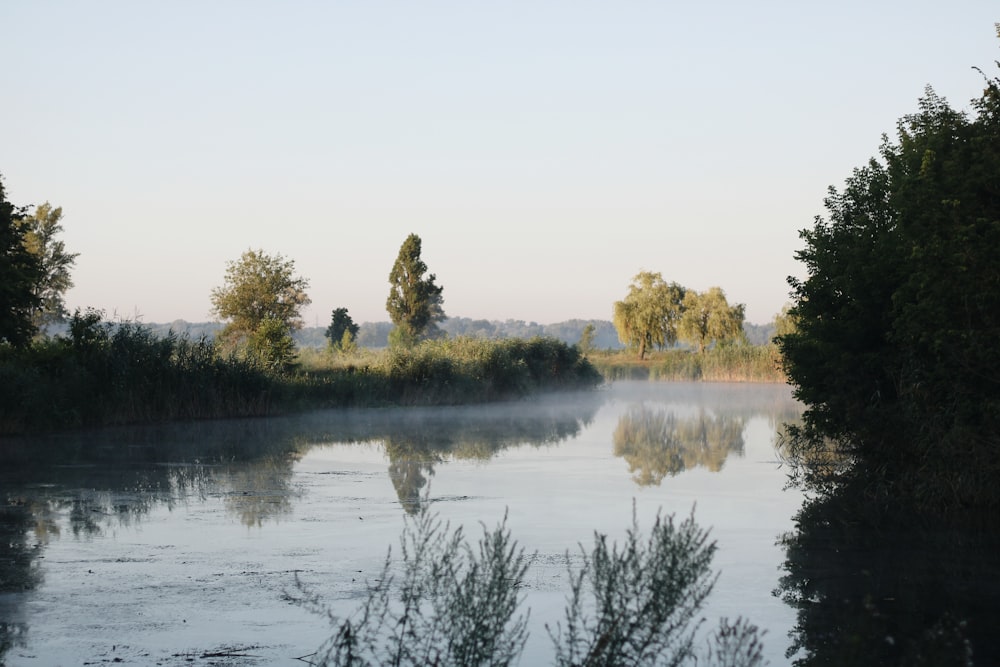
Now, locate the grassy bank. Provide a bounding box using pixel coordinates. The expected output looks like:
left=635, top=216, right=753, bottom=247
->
left=0, top=319, right=602, bottom=435
left=587, top=345, right=786, bottom=383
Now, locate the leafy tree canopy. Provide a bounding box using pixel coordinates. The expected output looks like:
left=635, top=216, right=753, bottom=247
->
left=386, top=233, right=445, bottom=347
left=612, top=271, right=686, bottom=360
left=0, top=175, right=42, bottom=347
left=19, top=202, right=78, bottom=329
left=678, top=287, right=746, bottom=354
left=325, top=307, right=359, bottom=350
left=779, top=66, right=1000, bottom=508
left=210, top=249, right=310, bottom=369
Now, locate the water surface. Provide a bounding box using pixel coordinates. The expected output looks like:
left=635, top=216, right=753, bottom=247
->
left=1, top=380, right=803, bottom=665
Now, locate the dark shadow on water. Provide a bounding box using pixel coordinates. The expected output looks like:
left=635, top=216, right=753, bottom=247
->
left=775, top=483, right=1000, bottom=666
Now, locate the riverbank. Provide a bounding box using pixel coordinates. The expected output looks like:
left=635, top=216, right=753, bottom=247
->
left=0, top=329, right=601, bottom=436
left=1, top=318, right=788, bottom=437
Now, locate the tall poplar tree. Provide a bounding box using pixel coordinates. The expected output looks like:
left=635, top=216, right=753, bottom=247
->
left=386, top=234, right=445, bottom=347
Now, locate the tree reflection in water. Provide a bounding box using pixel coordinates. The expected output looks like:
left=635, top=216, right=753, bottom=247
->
left=0, top=421, right=311, bottom=662
left=0, top=500, right=36, bottom=659
left=775, top=484, right=1000, bottom=666
left=355, top=395, right=602, bottom=513
left=612, top=405, right=745, bottom=486
left=0, top=389, right=603, bottom=661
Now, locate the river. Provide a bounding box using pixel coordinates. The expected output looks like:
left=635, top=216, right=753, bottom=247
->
left=1, top=380, right=804, bottom=665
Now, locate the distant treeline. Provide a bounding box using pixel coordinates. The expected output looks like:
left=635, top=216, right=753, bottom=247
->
left=97, top=317, right=776, bottom=350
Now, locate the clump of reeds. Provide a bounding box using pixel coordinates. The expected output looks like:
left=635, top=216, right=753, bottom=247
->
left=588, top=345, right=786, bottom=384
left=0, top=319, right=602, bottom=434
left=293, top=336, right=603, bottom=408
left=0, top=309, right=274, bottom=434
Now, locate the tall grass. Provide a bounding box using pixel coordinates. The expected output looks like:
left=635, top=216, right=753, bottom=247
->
left=291, top=336, right=603, bottom=409
left=0, top=311, right=274, bottom=434
left=588, top=345, right=786, bottom=384
left=0, top=318, right=602, bottom=435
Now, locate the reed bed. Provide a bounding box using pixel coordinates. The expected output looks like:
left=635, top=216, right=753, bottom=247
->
left=0, top=319, right=601, bottom=435
left=588, top=345, right=786, bottom=384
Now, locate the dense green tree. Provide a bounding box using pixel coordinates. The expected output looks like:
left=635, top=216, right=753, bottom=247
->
left=19, top=202, right=78, bottom=329
left=612, top=271, right=685, bottom=360
left=678, top=287, right=746, bottom=354
left=0, top=176, right=42, bottom=347
left=779, top=69, right=1000, bottom=508
left=324, top=307, right=359, bottom=351
left=386, top=234, right=445, bottom=347
left=210, top=249, right=310, bottom=368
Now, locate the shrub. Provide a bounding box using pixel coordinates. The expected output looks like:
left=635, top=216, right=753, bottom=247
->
left=294, top=502, right=766, bottom=667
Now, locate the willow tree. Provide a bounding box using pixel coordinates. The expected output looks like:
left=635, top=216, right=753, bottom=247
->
left=386, top=233, right=445, bottom=347
left=612, top=271, right=686, bottom=360
left=678, top=287, right=745, bottom=353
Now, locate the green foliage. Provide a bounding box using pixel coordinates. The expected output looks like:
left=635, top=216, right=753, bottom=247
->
left=0, top=309, right=275, bottom=433
left=549, top=506, right=718, bottom=666
left=210, top=248, right=310, bottom=370
left=1, top=330, right=601, bottom=435
left=295, top=505, right=530, bottom=666
left=246, top=316, right=297, bottom=373
left=386, top=234, right=445, bottom=346
left=325, top=307, right=359, bottom=350
left=678, top=288, right=746, bottom=354
left=18, top=202, right=78, bottom=329
left=0, top=175, right=42, bottom=347
left=779, top=69, right=1000, bottom=508
left=613, top=272, right=686, bottom=360
left=297, top=503, right=766, bottom=667
left=771, top=305, right=797, bottom=342
left=588, top=346, right=785, bottom=384
left=338, top=329, right=357, bottom=354
left=380, top=336, right=602, bottom=405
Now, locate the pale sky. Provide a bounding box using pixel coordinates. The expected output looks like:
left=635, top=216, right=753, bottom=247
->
left=2, top=2, right=997, bottom=326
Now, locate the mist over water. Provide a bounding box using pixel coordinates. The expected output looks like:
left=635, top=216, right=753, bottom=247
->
left=0, top=381, right=804, bottom=665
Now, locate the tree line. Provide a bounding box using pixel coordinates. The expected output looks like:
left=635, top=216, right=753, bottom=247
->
left=778, top=49, right=1000, bottom=510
